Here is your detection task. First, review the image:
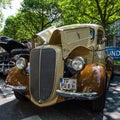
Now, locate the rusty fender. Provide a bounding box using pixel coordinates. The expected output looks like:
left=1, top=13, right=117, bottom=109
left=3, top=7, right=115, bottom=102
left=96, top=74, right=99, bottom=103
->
left=105, top=56, right=114, bottom=81
left=5, top=66, right=29, bottom=89
left=77, top=63, right=106, bottom=96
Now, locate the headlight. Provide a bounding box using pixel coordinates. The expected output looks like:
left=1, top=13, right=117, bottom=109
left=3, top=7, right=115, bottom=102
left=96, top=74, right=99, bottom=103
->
left=16, top=57, right=27, bottom=70
left=72, top=56, right=85, bottom=71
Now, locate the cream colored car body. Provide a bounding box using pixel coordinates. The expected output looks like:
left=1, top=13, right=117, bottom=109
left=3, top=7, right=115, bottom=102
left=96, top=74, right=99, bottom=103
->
left=33, top=24, right=106, bottom=63
left=5, top=24, right=113, bottom=112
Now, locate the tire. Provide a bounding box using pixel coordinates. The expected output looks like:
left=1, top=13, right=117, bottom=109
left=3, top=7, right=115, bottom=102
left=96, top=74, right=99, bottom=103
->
left=91, top=78, right=107, bottom=112
left=14, top=91, right=28, bottom=101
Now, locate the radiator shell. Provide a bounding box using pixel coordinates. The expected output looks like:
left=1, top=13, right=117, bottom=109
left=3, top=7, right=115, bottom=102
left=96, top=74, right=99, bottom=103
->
left=30, top=46, right=63, bottom=104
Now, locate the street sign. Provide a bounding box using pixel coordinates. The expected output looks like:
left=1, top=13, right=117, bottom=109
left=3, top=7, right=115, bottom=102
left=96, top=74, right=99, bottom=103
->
left=106, top=46, right=120, bottom=65
left=106, top=47, right=120, bottom=60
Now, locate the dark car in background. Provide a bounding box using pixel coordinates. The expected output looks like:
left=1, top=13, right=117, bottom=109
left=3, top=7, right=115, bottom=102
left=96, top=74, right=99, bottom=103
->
left=0, top=36, right=30, bottom=76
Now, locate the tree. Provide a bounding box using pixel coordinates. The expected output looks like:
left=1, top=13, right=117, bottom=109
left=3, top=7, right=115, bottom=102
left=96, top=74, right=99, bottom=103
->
left=2, top=0, right=62, bottom=40
left=0, top=0, right=12, bottom=28
left=2, top=14, right=32, bottom=41
left=0, top=0, right=12, bottom=6
left=20, top=0, right=62, bottom=32
left=3, top=16, right=18, bottom=39
left=58, top=0, right=120, bottom=31
left=2, top=0, right=120, bottom=42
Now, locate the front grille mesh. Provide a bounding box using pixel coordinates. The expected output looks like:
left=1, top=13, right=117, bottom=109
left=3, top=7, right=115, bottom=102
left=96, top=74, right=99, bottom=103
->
left=30, top=47, right=56, bottom=103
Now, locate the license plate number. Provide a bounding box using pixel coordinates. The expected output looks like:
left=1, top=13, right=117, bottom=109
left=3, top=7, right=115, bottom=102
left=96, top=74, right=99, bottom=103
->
left=60, top=78, right=77, bottom=92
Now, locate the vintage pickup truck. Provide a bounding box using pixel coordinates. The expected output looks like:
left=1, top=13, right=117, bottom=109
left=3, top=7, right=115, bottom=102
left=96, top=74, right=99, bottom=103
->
left=5, top=24, right=113, bottom=112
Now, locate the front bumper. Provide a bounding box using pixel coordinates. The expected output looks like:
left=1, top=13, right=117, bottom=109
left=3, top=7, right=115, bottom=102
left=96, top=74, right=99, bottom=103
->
left=56, top=90, right=98, bottom=100
left=3, top=84, right=27, bottom=95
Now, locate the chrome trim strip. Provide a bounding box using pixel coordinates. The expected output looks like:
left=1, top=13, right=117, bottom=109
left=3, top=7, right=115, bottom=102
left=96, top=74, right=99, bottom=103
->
left=56, top=89, right=98, bottom=100
left=3, top=84, right=27, bottom=90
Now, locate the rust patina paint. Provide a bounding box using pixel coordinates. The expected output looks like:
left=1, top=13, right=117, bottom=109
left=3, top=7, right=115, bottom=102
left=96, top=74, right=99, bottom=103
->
left=5, top=67, right=29, bottom=89
left=77, top=63, right=106, bottom=95
left=57, top=63, right=106, bottom=103
left=105, top=56, right=114, bottom=81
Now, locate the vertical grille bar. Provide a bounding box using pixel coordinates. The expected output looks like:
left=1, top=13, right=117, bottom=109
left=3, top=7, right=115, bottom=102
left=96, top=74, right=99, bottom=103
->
left=30, top=47, right=56, bottom=103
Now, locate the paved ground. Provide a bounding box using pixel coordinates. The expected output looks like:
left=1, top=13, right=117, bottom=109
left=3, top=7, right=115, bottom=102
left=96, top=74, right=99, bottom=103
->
left=0, top=75, right=120, bottom=120
left=104, top=75, right=120, bottom=120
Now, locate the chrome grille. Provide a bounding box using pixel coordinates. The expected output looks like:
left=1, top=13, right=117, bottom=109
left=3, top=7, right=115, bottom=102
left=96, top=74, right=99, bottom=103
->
left=30, top=47, right=56, bottom=103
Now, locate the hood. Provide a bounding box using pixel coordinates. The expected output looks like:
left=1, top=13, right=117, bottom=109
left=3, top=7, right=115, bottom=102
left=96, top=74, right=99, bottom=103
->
left=0, top=36, right=13, bottom=42
left=0, top=40, right=27, bottom=53
left=33, top=26, right=57, bottom=45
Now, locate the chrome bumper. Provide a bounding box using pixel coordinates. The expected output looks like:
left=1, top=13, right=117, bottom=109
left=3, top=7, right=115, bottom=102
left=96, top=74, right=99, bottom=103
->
left=3, top=84, right=27, bottom=95
left=56, top=90, right=98, bottom=100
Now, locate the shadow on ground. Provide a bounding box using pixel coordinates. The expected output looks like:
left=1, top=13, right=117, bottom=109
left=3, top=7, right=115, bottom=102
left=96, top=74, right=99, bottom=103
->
left=104, top=76, right=120, bottom=120
left=0, top=76, right=120, bottom=120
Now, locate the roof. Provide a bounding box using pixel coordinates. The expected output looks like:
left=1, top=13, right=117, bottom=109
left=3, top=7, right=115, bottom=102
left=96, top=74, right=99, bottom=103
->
left=33, top=24, right=104, bottom=44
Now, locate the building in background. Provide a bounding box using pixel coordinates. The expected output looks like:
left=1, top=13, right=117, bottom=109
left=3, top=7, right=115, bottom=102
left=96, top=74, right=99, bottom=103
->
left=114, top=20, right=120, bottom=47
left=107, top=20, right=120, bottom=47
left=112, top=20, right=120, bottom=74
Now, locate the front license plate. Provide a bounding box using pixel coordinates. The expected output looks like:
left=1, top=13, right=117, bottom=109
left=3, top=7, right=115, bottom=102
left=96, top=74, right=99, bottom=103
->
left=60, top=78, right=77, bottom=92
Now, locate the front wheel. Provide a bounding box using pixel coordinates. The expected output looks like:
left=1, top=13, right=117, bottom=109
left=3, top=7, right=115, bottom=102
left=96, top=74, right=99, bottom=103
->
left=91, top=90, right=106, bottom=112
left=91, top=79, right=107, bottom=112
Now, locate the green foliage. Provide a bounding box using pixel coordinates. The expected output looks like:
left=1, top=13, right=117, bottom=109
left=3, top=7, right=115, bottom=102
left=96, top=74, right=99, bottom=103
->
left=2, top=0, right=62, bottom=41
left=1, top=0, right=120, bottom=41
left=2, top=14, right=32, bottom=41
left=58, top=0, right=120, bottom=31
left=21, top=0, right=62, bottom=30
left=114, top=60, right=120, bottom=65
left=3, top=16, right=18, bottom=39
left=0, top=0, right=12, bottom=29
left=0, top=0, right=12, bottom=8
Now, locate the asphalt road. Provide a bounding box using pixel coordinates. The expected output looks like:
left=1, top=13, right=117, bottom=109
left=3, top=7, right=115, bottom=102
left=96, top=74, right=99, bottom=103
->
left=0, top=75, right=120, bottom=120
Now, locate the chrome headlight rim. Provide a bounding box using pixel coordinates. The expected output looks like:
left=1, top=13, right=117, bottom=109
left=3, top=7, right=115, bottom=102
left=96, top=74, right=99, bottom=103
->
left=13, top=55, right=20, bottom=61
left=16, top=57, right=27, bottom=70
left=72, top=56, right=85, bottom=71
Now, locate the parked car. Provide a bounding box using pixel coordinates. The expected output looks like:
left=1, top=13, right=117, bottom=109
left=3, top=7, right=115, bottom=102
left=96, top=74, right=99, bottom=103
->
left=0, top=36, right=30, bottom=75
left=5, top=24, right=113, bottom=112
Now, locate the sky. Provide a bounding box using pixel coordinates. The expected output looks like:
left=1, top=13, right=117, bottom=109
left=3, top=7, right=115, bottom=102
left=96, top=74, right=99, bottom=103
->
left=2, top=0, right=23, bottom=20
left=1, top=0, right=23, bottom=30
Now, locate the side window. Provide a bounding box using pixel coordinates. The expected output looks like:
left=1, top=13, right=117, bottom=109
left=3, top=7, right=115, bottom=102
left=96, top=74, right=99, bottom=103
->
left=97, top=29, right=103, bottom=44
left=90, top=28, right=95, bottom=40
